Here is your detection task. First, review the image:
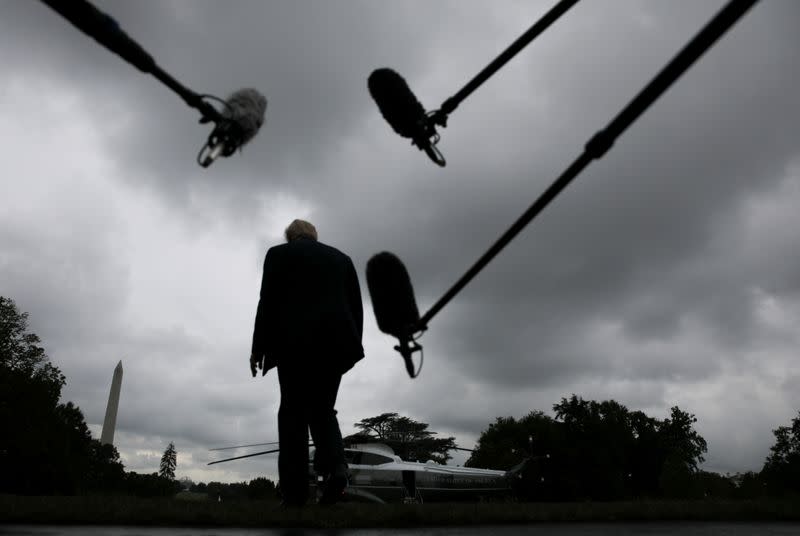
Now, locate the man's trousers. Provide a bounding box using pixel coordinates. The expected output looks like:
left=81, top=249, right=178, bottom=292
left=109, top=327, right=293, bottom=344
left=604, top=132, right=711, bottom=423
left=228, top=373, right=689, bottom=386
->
left=276, top=362, right=345, bottom=505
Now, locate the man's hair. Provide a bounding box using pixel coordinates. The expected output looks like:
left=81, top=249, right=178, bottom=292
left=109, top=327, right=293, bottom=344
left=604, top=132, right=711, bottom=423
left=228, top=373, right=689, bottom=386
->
left=285, top=219, right=318, bottom=242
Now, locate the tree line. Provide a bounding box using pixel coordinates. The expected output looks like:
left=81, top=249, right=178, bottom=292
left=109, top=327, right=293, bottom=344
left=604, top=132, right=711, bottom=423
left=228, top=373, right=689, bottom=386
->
left=465, top=398, right=800, bottom=500
left=2, top=295, right=799, bottom=500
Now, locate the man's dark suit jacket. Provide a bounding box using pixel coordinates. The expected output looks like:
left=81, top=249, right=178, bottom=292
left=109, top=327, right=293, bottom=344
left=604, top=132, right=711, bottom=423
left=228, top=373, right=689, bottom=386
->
left=251, top=237, right=364, bottom=374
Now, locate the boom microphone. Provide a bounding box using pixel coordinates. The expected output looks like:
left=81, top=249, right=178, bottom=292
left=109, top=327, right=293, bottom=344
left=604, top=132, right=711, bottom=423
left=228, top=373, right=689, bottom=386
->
left=367, top=251, right=421, bottom=338
left=198, top=88, right=268, bottom=167
left=366, top=252, right=424, bottom=377
left=39, top=1, right=269, bottom=168
left=368, top=69, right=429, bottom=142
left=367, top=0, right=583, bottom=168
left=367, top=69, right=446, bottom=166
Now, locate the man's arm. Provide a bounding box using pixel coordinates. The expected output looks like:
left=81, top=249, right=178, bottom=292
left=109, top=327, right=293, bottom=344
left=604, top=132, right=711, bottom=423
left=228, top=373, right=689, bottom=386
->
left=252, top=248, right=278, bottom=361
left=347, top=256, right=364, bottom=344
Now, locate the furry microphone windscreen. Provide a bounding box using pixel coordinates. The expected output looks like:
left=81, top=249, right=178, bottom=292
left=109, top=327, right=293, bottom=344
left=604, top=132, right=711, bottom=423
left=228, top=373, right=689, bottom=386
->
left=367, top=68, right=428, bottom=140
left=366, top=251, right=421, bottom=339
left=222, top=88, right=267, bottom=145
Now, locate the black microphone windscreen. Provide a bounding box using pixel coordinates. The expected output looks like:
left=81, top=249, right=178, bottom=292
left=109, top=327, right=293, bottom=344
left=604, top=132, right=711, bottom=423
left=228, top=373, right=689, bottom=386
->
left=222, top=88, right=267, bottom=145
left=366, top=252, right=421, bottom=339
left=368, top=68, right=427, bottom=140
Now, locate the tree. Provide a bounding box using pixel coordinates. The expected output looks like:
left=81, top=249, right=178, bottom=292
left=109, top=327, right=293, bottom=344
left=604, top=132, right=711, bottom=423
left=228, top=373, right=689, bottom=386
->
left=552, top=397, right=707, bottom=499
left=657, top=406, right=708, bottom=497
left=658, top=406, right=707, bottom=472
left=1, top=296, right=67, bottom=493
left=466, top=412, right=557, bottom=500
left=690, top=470, right=736, bottom=499
left=731, top=471, right=767, bottom=499
left=628, top=409, right=662, bottom=497
left=553, top=396, right=638, bottom=500
left=247, top=476, right=276, bottom=499
left=348, top=413, right=457, bottom=463
left=468, top=396, right=709, bottom=501
left=0, top=296, right=65, bottom=397
left=762, top=410, right=800, bottom=495
left=85, top=440, right=125, bottom=492
left=467, top=412, right=553, bottom=470
left=159, top=442, right=177, bottom=480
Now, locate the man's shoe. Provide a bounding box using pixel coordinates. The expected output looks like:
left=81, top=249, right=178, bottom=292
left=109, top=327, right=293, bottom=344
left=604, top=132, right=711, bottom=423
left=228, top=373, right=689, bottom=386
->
left=318, top=466, right=348, bottom=505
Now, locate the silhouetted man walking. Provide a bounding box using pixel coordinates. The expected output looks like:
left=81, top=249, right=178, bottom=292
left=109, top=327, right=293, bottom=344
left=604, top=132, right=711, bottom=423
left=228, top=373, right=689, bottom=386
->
left=250, top=219, right=364, bottom=506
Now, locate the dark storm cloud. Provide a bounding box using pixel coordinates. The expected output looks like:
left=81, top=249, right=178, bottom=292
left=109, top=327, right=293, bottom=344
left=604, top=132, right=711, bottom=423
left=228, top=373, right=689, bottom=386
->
left=1, top=0, right=460, bottom=206
left=355, top=0, right=800, bottom=390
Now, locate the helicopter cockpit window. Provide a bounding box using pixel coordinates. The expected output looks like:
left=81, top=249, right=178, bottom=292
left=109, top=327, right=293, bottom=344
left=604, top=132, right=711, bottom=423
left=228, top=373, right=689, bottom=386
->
left=358, top=452, right=393, bottom=465
left=344, top=451, right=362, bottom=465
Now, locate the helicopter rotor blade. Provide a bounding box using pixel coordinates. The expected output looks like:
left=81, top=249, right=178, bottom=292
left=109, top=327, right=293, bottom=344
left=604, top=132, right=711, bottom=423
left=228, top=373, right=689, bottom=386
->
left=209, top=439, right=313, bottom=451
left=209, top=441, right=280, bottom=451
left=207, top=448, right=281, bottom=465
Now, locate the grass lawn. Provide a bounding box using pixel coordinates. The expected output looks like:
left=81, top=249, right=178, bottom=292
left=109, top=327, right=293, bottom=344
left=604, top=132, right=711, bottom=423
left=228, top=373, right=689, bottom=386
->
left=2, top=495, right=799, bottom=528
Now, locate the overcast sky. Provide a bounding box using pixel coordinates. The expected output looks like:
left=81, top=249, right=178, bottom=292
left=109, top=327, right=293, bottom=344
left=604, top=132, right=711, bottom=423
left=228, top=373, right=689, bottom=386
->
left=2, top=0, right=799, bottom=484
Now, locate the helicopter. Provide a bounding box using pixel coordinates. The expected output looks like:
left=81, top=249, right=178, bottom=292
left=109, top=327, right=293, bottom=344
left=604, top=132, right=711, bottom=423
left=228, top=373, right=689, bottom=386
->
left=208, top=439, right=544, bottom=503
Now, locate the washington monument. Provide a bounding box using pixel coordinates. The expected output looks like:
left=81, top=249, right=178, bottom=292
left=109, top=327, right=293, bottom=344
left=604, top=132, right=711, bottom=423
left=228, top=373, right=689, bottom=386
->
left=100, top=360, right=123, bottom=446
